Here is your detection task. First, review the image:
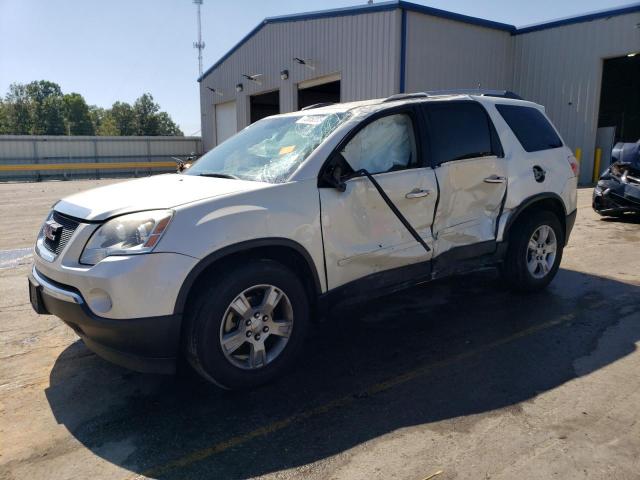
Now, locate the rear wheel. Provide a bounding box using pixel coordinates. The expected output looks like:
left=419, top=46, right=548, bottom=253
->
left=501, top=210, right=563, bottom=292
left=184, top=260, right=309, bottom=389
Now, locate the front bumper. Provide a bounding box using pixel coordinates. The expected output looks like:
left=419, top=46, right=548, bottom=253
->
left=593, top=181, right=640, bottom=215
left=29, top=267, right=180, bottom=374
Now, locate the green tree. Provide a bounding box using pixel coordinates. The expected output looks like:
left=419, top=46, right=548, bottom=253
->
left=1, top=82, right=183, bottom=136
left=25, top=80, right=65, bottom=134
left=63, top=93, right=95, bottom=135
left=97, top=113, right=119, bottom=136
left=110, top=101, right=136, bottom=135
left=156, top=111, right=183, bottom=136
left=0, top=99, right=10, bottom=134
left=88, top=105, right=106, bottom=132
left=40, top=96, right=66, bottom=135
left=133, top=93, right=160, bottom=135
left=4, top=83, right=32, bottom=134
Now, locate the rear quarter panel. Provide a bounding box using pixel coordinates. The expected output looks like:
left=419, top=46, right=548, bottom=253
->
left=483, top=101, right=577, bottom=241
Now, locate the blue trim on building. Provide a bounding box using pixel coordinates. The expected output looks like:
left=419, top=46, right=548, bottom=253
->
left=515, top=2, right=640, bottom=35
left=198, top=1, right=640, bottom=82
left=198, top=0, right=515, bottom=82
left=198, top=1, right=400, bottom=81
left=399, top=9, right=407, bottom=94
left=398, top=1, right=515, bottom=32
left=262, top=1, right=399, bottom=23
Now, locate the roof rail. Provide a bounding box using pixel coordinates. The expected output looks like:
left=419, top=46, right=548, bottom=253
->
left=300, top=102, right=335, bottom=110
left=383, top=92, right=429, bottom=102
left=425, top=89, right=523, bottom=99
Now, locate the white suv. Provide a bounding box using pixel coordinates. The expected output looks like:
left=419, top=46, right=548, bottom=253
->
left=29, top=91, right=578, bottom=389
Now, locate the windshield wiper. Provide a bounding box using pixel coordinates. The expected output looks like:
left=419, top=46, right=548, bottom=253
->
left=196, top=173, right=240, bottom=180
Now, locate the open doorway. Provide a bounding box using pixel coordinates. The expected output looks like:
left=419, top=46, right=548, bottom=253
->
left=298, top=78, right=341, bottom=110
left=598, top=54, right=640, bottom=143
left=250, top=90, right=280, bottom=124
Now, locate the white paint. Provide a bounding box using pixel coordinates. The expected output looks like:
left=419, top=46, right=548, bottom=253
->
left=432, top=156, right=507, bottom=257
left=320, top=168, right=437, bottom=288
left=34, top=95, right=577, bottom=319
left=214, top=100, right=237, bottom=146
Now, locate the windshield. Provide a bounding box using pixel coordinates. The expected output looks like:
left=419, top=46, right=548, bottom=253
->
left=187, top=112, right=349, bottom=183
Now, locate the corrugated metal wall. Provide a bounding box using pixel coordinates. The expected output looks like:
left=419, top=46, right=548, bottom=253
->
left=201, top=5, right=639, bottom=184
left=512, top=12, right=640, bottom=184
left=200, top=10, right=402, bottom=150
left=0, top=136, right=202, bottom=181
left=404, top=12, right=513, bottom=93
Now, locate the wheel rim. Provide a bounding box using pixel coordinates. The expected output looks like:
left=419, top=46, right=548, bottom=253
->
left=526, top=225, right=557, bottom=279
left=218, top=284, right=294, bottom=370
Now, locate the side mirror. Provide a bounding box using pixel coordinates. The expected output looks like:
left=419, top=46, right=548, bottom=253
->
left=322, top=153, right=352, bottom=192
left=330, top=164, right=347, bottom=192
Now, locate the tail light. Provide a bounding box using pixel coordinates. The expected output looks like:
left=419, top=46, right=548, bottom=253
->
left=567, top=154, right=579, bottom=177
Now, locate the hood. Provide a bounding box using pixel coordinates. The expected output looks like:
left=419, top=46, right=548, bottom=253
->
left=54, top=174, right=269, bottom=221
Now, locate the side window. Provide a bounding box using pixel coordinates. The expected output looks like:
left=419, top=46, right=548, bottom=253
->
left=341, top=113, right=417, bottom=174
left=426, top=102, right=498, bottom=165
left=496, top=105, right=563, bottom=152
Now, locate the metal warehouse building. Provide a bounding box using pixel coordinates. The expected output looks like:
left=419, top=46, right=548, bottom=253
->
left=198, top=1, right=640, bottom=184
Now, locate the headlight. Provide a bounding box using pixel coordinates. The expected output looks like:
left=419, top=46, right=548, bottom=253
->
left=80, top=210, right=173, bottom=265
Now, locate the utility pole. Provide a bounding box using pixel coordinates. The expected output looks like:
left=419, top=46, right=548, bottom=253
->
left=193, top=0, right=205, bottom=77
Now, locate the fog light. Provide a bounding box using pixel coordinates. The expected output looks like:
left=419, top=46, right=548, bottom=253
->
left=87, top=288, right=112, bottom=314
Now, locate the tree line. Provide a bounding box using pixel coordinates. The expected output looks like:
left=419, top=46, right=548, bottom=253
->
left=0, top=80, right=183, bottom=136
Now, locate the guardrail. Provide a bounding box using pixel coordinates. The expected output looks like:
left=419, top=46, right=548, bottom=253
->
left=0, top=135, right=202, bottom=182
left=0, top=161, right=177, bottom=172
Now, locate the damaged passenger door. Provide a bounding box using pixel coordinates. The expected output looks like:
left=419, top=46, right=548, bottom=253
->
left=318, top=110, right=438, bottom=290
left=421, top=101, right=507, bottom=260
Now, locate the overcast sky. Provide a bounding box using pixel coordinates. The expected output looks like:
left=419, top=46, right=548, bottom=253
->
left=0, top=0, right=635, bottom=135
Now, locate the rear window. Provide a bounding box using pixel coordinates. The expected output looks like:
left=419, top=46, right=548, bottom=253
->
left=496, top=105, right=563, bottom=152
left=425, top=102, right=500, bottom=165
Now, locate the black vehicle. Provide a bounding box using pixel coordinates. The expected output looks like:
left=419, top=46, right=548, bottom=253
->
left=593, top=141, right=640, bottom=217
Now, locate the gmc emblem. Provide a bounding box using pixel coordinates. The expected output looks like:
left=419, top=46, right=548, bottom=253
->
left=44, top=220, right=62, bottom=242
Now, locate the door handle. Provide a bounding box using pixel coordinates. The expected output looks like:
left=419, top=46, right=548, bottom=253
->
left=484, top=175, right=506, bottom=184
left=405, top=188, right=431, bottom=199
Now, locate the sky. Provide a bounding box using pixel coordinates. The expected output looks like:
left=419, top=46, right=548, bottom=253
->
left=0, top=0, right=635, bottom=136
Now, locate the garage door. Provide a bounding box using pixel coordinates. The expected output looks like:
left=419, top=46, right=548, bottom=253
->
left=215, top=101, right=237, bottom=145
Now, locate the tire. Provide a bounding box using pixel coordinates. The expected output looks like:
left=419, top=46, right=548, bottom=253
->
left=183, top=260, right=310, bottom=389
left=501, top=210, right=564, bottom=292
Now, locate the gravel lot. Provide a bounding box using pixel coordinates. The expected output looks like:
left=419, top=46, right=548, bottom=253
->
left=1, top=180, right=639, bottom=480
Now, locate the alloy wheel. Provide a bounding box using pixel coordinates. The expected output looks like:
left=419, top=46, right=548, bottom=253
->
left=526, top=225, right=557, bottom=279
left=218, top=284, right=294, bottom=370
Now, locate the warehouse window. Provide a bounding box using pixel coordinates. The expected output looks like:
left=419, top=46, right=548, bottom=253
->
left=426, top=102, right=497, bottom=165
left=496, top=105, right=563, bottom=152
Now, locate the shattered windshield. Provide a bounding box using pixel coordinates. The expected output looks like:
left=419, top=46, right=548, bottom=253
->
left=186, top=112, right=349, bottom=183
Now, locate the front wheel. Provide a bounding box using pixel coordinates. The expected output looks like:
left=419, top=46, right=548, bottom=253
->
left=184, top=260, right=310, bottom=389
left=501, top=211, right=564, bottom=292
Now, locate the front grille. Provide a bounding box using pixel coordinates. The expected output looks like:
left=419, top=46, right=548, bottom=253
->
left=43, top=211, right=80, bottom=255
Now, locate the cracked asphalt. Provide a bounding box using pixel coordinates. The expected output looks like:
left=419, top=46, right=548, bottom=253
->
left=1, top=180, right=639, bottom=480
